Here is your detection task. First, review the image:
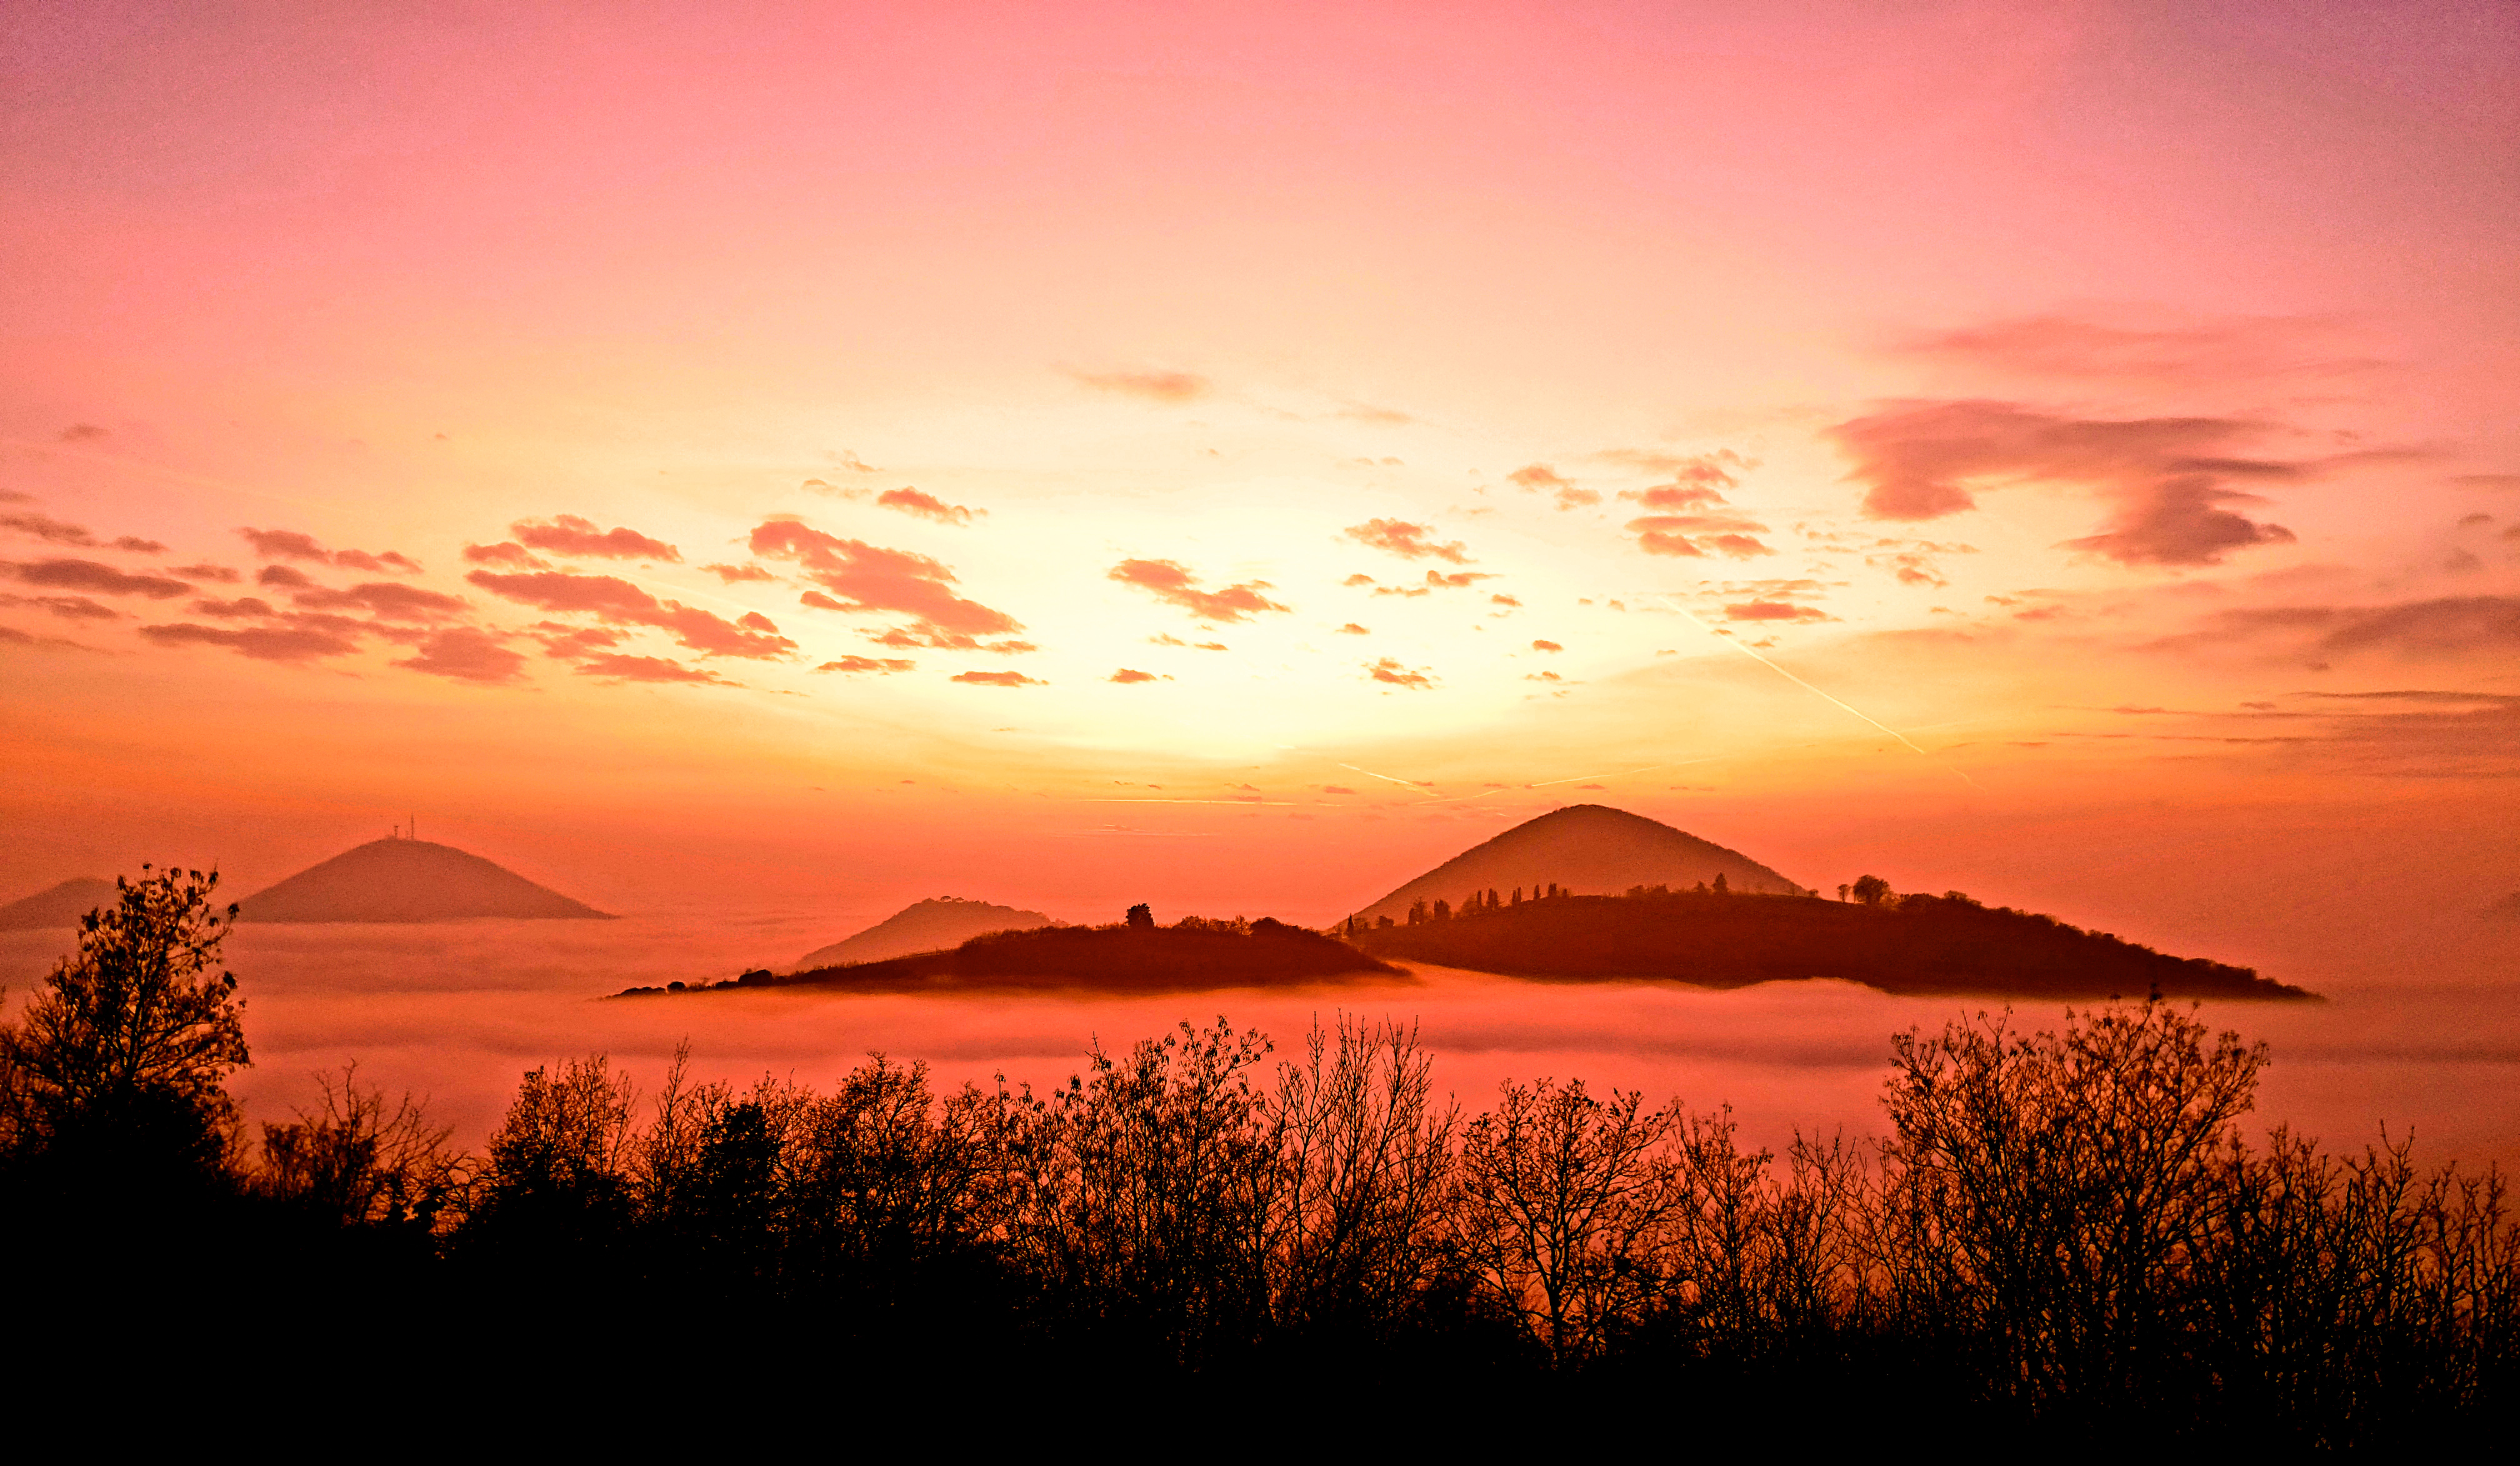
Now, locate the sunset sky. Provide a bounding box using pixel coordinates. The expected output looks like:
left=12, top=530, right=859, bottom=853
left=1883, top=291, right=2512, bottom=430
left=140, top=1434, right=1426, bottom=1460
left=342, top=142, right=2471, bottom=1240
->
left=6, top=1, right=2516, bottom=932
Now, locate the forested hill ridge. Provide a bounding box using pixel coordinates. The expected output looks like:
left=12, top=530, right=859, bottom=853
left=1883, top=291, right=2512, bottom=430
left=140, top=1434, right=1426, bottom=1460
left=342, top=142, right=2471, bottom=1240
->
left=1351, top=804, right=1808, bottom=925
left=622, top=910, right=1402, bottom=997
left=793, top=895, right=1054, bottom=969
left=1347, top=883, right=2313, bottom=1000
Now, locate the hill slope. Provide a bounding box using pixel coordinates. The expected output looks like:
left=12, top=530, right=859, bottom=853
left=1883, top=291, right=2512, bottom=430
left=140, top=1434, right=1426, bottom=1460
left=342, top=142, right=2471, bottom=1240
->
left=627, top=917, right=1401, bottom=997
left=1352, top=804, right=1807, bottom=924
left=795, top=896, right=1054, bottom=969
left=236, top=838, right=612, bottom=924
left=0, top=877, right=119, bottom=930
left=1352, top=887, right=2312, bottom=1000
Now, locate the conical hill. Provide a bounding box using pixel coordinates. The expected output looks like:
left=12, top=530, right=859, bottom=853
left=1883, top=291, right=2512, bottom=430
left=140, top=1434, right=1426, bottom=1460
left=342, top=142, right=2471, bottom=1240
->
left=236, top=837, right=612, bottom=923
left=1351, top=804, right=1807, bottom=924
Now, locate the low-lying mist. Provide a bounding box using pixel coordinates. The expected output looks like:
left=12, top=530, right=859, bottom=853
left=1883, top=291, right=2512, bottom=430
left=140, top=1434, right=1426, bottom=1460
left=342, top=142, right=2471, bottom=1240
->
left=4, top=900, right=2515, bottom=1170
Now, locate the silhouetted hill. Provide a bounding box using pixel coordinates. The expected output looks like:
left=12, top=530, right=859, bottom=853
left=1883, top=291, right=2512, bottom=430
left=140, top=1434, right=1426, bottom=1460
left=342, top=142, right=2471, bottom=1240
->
left=0, top=877, right=118, bottom=930
left=623, top=917, right=1401, bottom=997
left=795, top=896, right=1054, bottom=969
left=1351, top=887, right=2312, bottom=1000
left=1352, top=804, right=1807, bottom=924
left=236, top=837, right=612, bottom=924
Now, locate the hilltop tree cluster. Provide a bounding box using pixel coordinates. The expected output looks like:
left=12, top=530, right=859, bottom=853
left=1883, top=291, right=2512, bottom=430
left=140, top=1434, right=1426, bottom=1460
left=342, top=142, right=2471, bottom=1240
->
left=2, top=870, right=2510, bottom=1441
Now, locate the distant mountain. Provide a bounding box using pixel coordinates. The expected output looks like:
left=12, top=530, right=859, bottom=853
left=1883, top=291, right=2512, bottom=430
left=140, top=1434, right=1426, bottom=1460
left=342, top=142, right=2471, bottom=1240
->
left=1351, top=804, right=1808, bottom=924
left=627, top=916, right=1400, bottom=998
left=1352, top=887, right=2312, bottom=1000
left=236, top=837, right=612, bottom=924
left=0, top=877, right=119, bottom=931
left=795, top=896, right=1054, bottom=969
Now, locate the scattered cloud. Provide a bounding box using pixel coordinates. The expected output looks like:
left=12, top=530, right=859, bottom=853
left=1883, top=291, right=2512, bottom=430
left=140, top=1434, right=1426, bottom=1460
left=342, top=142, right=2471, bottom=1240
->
left=1, top=513, right=164, bottom=554
left=1490, top=594, right=1521, bottom=609
left=751, top=518, right=1024, bottom=645
left=1627, top=514, right=1775, bottom=559
left=1364, top=657, right=1435, bottom=689
left=1109, top=668, right=1168, bottom=684
left=1508, top=464, right=1598, bottom=510
left=1342, top=574, right=1376, bottom=587
left=509, top=514, right=680, bottom=562
left=1069, top=368, right=1209, bottom=403
left=4, top=559, right=190, bottom=598
left=1531, top=639, right=1562, bottom=652
left=1825, top=400, right=2316, bottom=565
left=256, top=565, right=314, bottom=589
left=189, top=597, right=276, bottom=618
left=238, top=527, right=420, bottom=573
left=574, top=654, right=739, bottom=686
left=1374, top=570, right=1492, bottom=597
left=832, top=450, right=882, bottom=474
left=1608, top=451, right=1749, bottom=512
left=166, top=563, right=239, bottom=583
left=0, top=592, right=118, bottom=621
left=1108, top=558, right=1289, bottom=622
left=463, top=542, right=545, bottom=569
left=465, top=569, right=796, bottom=659
left=952, top=670, right=1042, bottom=687
left=392, top=627, right=526, bottom=684
left=877, top=487, right=981, bottom=526
left=816, top=656, right=915, bottom=674
left=138, top=621, right=361, bottom=662
left=1726, top=601, right=1835, bottom=622
left=1334, top=622, right=1369, bottom=635
left=531, top=624, right=624, bottom=659
left=58, top=423, right=109, bottom=442
left=291, top=582, right=471, bottom=622
left=2451, top=473, right=2519, bottom=491
left=0, top=624, right=101, bottom=652
left=2147, top=595, right=2520, bottom=660
left=703, top=562, right=774, bottom=583
left=1344, top=519, right=1471, bottom=564
left=1321, top=785, right=1356, bottom=795
left=1335, top=402, right=1412, bottom=426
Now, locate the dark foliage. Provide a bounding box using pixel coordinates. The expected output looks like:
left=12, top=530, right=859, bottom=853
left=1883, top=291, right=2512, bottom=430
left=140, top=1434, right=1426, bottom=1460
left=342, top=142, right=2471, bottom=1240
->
left=18, top=872, right=2509, bottom=1444
left=627, top=913, right=1403, bottom=996
left=1351, top=884, right=2310, bottom=999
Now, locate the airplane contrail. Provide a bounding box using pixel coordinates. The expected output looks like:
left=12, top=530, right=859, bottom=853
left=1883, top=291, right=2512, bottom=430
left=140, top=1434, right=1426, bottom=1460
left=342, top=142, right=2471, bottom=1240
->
left=1673, top=609, right=1979, bottom=787
left=1337, top=762, right=1435, bottom=790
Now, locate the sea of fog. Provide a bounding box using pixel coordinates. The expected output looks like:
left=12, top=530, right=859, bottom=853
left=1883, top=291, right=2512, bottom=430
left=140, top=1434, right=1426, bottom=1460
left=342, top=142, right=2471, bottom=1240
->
left=5, top=903, right=2516, bottom=1172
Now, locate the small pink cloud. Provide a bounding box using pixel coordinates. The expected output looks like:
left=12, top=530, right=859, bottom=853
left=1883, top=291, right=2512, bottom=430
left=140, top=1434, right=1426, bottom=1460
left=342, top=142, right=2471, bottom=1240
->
left=1344, top=519, right=1471, bottom=564
left=878, top=487, right=981, bottom=526
left=510, top=514, right=681, bottom=562
left=1108, top=558, right=1289, bottom=622
left=574, top=654, right=738, bottom=686
left=392, top=627, right=526, bottom=684
left=1069, top=368, right=1209, bottom=402
left=1364, top=657, right=1434, bottom=689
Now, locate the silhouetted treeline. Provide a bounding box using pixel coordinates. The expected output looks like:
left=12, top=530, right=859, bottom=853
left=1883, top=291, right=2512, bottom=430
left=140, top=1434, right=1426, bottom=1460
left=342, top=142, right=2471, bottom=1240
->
left=8, top=870, right=2504, bottom=1442
left=623, top=912, right=1402, bottom=997
left=1349, top=882, right=2311, bottom=1000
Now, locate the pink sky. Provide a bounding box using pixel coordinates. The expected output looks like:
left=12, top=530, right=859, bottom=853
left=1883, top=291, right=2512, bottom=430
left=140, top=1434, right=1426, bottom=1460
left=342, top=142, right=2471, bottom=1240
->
left=4, top=1, right=2515, bottom=938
